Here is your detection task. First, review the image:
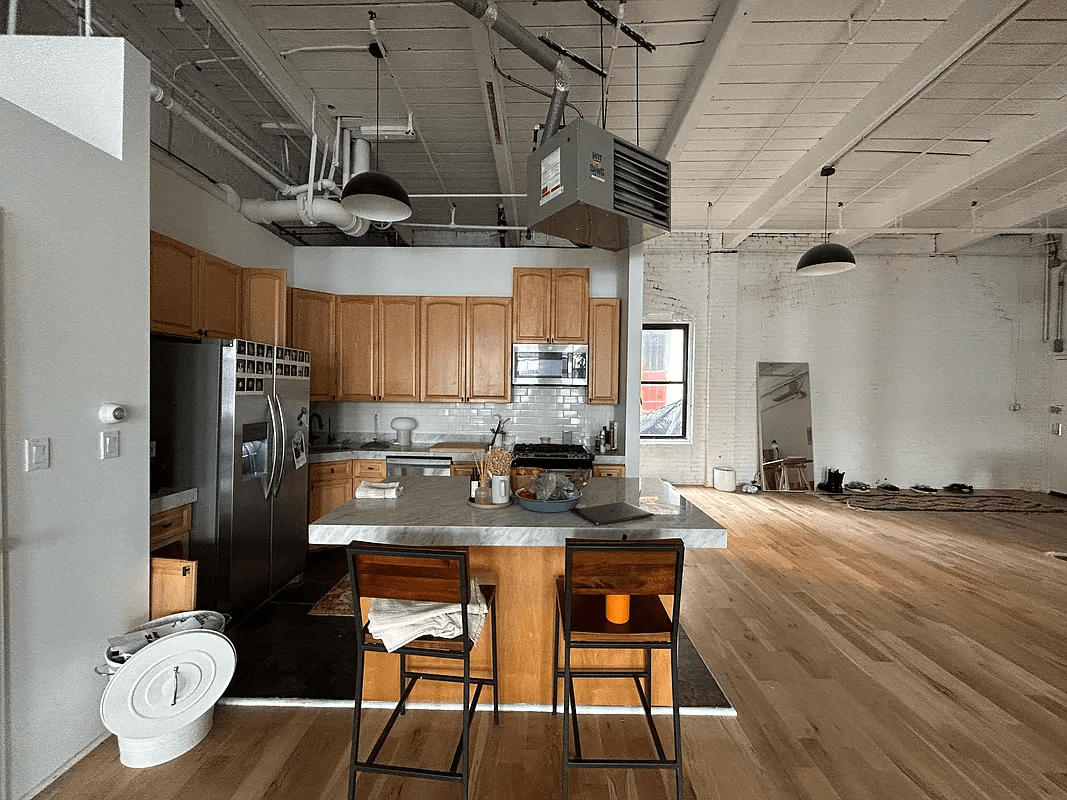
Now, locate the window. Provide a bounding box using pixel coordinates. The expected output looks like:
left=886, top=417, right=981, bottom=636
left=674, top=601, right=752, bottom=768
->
left=640, top=324, right=689, bottom=439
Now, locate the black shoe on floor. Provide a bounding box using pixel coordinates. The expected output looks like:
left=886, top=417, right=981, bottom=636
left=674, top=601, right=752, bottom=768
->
left=876, top=483, right=900, bottom=493
left=943, top=482, right=974, bottom=494
left=910, top=484, right=937, bottom=494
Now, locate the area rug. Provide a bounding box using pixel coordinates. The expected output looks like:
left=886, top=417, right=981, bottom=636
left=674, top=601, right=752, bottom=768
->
left=818, top=492, right=1067, bottom=512
left=304, top=572, right=731, bottom=711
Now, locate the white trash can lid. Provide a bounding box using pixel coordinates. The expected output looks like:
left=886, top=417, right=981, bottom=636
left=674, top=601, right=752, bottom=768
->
left=100, top=629, right=235, bottom=740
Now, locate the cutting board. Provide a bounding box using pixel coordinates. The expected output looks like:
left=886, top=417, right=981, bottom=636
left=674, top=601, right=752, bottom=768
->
left=429, top=441, right=489, bottom=453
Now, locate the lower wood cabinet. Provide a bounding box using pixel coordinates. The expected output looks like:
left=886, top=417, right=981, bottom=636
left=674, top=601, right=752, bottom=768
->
left=149, top=502, right=196, bottom=619
left=308, top=459, right=387, bottom=522
left=593, top=464, right=626, bottom=478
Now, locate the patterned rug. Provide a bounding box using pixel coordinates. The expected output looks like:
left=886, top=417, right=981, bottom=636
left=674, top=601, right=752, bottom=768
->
left=818, top=492, right=1067, bottom=512
left=308, top=573, right=731, bottom=710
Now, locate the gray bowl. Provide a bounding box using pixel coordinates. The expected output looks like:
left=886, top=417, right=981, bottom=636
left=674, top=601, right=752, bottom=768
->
left=514, top=492, right=582, bottom=513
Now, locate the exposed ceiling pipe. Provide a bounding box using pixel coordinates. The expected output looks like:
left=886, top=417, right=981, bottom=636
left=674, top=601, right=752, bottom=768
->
left=150, top=89, right=369, bottom=237
left=7, top=0, right=17, bottom=34
left=450, top=0, right=572, bottom=141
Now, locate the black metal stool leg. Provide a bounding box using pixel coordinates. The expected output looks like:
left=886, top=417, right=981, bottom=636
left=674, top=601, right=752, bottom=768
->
left=398, top=652, right=406, bottom=715
left=551, top=600, right=561, bottom=714
left=490, top=599, right=499, bottom=724
left=348, top=646, right=366, bottom=800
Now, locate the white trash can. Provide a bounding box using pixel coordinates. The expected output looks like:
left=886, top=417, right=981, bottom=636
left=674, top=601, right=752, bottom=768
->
left=713, top=467, right=737, bottom=492
left=97, top=612, right=234, bottom=768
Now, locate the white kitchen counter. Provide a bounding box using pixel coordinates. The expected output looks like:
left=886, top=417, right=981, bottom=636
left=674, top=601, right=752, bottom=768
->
left=308, top=476, right=726, bottom=548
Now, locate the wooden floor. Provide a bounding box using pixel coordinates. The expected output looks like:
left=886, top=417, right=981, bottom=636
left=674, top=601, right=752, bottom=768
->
left=37, top=489, right=1067, bottom=800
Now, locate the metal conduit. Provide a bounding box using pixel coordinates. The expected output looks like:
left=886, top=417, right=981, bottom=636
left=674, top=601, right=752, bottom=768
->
left=450, top=0, right=571, bottom=140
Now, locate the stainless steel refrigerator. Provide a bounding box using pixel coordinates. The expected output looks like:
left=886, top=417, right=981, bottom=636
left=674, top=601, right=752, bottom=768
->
left=152, top=337, right=311, bottom=620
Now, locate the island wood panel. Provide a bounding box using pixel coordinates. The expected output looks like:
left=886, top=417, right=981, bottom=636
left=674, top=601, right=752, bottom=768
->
left=377, top=296, right=419, bottom=402
left=355, top=546, right=672, bottom=707
left=337, top=295, right=377, bottom=401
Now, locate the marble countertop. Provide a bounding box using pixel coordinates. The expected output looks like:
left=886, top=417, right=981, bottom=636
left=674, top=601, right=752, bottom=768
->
left=309, top=444, right=625, bottom=464
left=308, top=476, right=725, bottom=548
left=149, top=486, right=198, bottom=515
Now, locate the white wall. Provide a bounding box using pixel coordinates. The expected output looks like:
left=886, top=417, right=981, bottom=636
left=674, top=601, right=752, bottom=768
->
left=641, top=232, right=1050, bottom=490
left=1, top=38, right=151, bottom=800
left=150, top=159, right=294, bottom=275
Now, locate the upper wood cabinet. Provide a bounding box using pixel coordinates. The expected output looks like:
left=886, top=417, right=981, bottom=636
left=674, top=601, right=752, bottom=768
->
left=513, top=267, right=588, bottom=343
left=150, top=232, right=200, bottom=337
left=289, top=288, right=337, bottom=401
left=337, top=296, right=419, bottom=402
left=242, top=268, right=288, bottom=347
left=150, top=232, right=257, bottom=341
left=420, top=296, right=511, bottom=403
left=588, top=297, right=621, bottom=405
left=198, top=253, right=243, bottom=339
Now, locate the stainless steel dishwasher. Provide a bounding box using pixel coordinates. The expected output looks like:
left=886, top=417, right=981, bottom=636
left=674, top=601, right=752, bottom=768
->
left=385, top=455, right=453, bottom=477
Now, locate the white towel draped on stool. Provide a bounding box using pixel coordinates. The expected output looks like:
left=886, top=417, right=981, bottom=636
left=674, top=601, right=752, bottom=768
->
left=355, top=480, right=403, bottom=499
left=368, top=580, right=487, bottom=652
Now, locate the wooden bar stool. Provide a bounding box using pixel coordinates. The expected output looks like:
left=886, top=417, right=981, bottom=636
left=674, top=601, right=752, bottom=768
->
left=345, top=541, right=499, bottom=800
left=551, top=538, right=685, bottom=799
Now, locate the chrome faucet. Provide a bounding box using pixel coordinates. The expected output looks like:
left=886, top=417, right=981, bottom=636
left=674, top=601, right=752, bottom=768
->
left=309, top=413, right=324, bottom=444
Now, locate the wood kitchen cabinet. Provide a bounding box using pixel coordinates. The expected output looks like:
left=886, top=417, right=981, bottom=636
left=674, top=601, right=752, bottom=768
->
left=242, top=268, right=288, bottom=347
left=150, top=232, right=243, bottom=339
left=513, top=267, right=588, bottom=343
left=587, top=297, right=621, bottom=404
left=419, top=296, right=511, bottom=403
left=338, top=295, right=420, bottom=402
left=308, top=460, right=352, bottom=522
left=354, top=459, right=387, bottom=483
left=593, top=464, right=626, bottom=478
left=149, top=503, right=196, bottom=619
left=290, top=288, right=337, bottom=401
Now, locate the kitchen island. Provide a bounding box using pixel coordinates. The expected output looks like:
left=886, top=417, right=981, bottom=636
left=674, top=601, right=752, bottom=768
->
left=308, top=476, right=727, bottom=707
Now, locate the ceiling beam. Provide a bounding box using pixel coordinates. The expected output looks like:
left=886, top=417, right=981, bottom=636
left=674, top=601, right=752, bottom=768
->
left=467, top=20, right=521, bottom=243
left=836, top=97, right=1067, bottom=248
left=935, top=179, right=1067, bottom=252
left=655, top=0, right=755, bottom=163
left=194, top=0, right=335, bottom=146
left=722, top=0, right=1029, bottom=249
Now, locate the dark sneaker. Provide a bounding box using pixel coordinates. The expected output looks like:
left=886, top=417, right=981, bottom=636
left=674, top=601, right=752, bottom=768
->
left=910, top=484, right=937, bottom=494
left=876, top=483, right=900, bottom=493
left=943, top=483, right=974, bottom=494
left=844, top=481, right=870, bottom=493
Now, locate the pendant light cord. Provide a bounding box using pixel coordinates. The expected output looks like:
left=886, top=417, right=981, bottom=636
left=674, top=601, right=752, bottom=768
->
left=824, top=173, right=830, bottom=243
left=375, top=55, right=380, bottom=172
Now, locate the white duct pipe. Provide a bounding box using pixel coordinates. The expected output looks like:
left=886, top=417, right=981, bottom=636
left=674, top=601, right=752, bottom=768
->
left=7, top=0, right=18, bottom=34
left=353, top=137, right=371, bottom=175
left=342, top=128, right=352, bottom=188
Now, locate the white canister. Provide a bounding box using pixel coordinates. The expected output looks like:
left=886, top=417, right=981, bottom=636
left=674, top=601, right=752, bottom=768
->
left=491, top=474, right=510, bottom=504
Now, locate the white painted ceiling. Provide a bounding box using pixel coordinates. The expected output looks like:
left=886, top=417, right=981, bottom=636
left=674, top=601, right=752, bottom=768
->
left=24, top=0, right=1067, bottom=248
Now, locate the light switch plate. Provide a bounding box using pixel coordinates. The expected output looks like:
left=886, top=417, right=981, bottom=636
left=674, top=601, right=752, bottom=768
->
left=100, top=430, right=120, bottom=459
left=25, top=438, right=50, bottom=471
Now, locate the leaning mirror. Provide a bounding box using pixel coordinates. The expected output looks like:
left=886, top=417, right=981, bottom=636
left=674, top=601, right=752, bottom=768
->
left=757, top=362, right=813, bottom=491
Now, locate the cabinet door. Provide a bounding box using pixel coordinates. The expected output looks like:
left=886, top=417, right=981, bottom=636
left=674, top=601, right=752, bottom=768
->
left=468, top=296, right=512, bottom=403
left=513, top=268, right=552, bottom=342
left=421, top=296, right=467, bottom=402
left=242, top=268, right=287, bottom=347
left=593, top=464, right=626, bottom=478
left=150, top=232, right=199, bottom=337
left=354, top=459, right=387, bottom=480
left=552, top=268, right=589, bottom=343
left=150, top=557, right=197, bottom=619
left=290, top=289, right=337, bottom=401
left=587, top=298, right=620, bottom=404
left=199, top=253, right=243, bottom=339
left=308, top=461, right=353, bottom=522
left=338, top=296, right=377, bottom=401
left=378, top=296, right=420, bottom=402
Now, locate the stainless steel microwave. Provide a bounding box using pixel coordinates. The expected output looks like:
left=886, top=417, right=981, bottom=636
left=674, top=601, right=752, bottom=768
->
left=512, top=343, right=588, bottom=386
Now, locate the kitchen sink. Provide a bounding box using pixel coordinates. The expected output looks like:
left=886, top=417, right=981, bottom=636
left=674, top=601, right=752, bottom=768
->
left=309, top=443, right=351, bottom=453
left=360, top=441, right=395, bottom=451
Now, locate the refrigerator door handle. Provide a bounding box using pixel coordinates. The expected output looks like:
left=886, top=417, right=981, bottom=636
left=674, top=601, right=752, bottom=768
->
left=264, top=394, right=283, bottom=500
left=272, top=393, right=287, bottom=499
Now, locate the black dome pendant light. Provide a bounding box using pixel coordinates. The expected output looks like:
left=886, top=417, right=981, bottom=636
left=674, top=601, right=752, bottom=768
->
left=797, top=166, right=856, bottom=276
left=340, top=42, right=412, bottom=223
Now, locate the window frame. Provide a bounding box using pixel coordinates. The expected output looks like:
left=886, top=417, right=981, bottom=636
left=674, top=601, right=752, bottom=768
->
left=639, top=323, right=691, bottom=442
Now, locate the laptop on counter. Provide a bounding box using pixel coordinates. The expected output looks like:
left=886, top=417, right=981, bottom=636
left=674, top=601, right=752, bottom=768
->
left=573, top=502, right=654, bottom=526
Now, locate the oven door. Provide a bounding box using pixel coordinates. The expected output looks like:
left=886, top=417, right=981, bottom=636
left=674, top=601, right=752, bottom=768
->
left=385, top=456, right=453, bottom=477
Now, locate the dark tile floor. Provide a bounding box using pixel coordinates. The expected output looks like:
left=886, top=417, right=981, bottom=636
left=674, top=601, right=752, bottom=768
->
left=223, top=547, right=730, bottom=709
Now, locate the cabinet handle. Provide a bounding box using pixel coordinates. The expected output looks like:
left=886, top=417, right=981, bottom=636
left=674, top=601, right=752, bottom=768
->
left=156, top=521, right=173, bottom=529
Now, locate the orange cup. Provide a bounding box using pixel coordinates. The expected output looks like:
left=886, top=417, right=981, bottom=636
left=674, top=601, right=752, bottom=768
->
left=605, top=594, right=630, bottom=624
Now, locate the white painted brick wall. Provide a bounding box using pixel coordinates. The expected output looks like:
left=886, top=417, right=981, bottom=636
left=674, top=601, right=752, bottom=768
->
left=641, top=233, right=1049, bottom=490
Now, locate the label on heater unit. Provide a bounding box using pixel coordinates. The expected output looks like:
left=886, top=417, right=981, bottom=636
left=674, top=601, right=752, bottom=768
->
left=589, top=150, right=606, bottom=182
left=540, top=147, right=563, bottom=206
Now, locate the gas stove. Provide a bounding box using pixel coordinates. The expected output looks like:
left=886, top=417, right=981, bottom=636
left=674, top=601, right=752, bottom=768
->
left=512, top=443, right=594, bottom=470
